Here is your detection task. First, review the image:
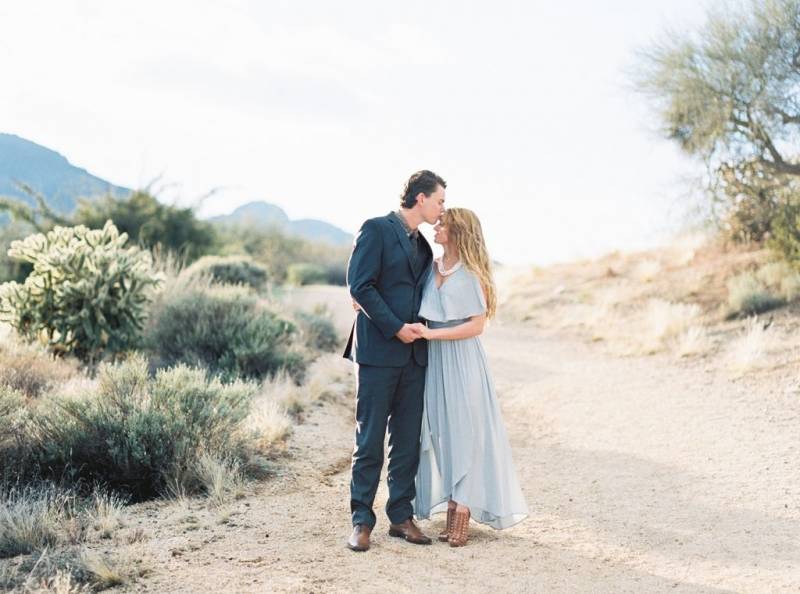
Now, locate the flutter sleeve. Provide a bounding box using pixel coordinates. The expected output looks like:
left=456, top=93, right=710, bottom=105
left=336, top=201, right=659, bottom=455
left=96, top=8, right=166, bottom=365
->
left=439, top=268, right=487, bottom=321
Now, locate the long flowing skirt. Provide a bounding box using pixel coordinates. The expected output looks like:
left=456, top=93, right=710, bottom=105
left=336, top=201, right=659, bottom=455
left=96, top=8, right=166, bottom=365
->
left=413, top=323, right=528, bottom=529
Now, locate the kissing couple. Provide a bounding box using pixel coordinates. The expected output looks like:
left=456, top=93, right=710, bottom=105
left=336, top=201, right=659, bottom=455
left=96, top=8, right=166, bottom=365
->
left=343, top=170, right=528, bottom=551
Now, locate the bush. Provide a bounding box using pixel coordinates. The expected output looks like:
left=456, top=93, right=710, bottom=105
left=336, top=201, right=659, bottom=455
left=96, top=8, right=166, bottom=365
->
left=780, top=272, right=800, bottom=301
left=768, top=202, right=800, bottom=266
left=323, top=262, right=347, bottom=286
left=0, top=386, right=26, bottom=449
left=216, top=225, right=349, bottom=285
left=293, top=305, right=339, bottom=352
left=73, top=190, right=217, bottom=263
left=0, top=221, right=34, bottom=284
left=145, top=279, right=304, bottom=381
left=0, top=340, right=78, bottom=399
left=30, top=356, right=258, bottom=501
left=0, top=221, right=162, bottom=365
left=726, top=272, right=784, bottom=317
left=286, top=262, right=327, bottom=286
left=181, top=255, right=268, bottom=289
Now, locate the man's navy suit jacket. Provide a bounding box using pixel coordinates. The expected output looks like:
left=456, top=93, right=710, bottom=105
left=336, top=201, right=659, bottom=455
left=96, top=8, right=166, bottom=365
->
left=343, top=213, right=432, bottom=367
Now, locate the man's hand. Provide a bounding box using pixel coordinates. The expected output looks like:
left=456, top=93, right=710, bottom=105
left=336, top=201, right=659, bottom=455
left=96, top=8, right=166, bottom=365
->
left=396, top=323, right=424, bottom=344
left=352, top=298, right=362, bottom=312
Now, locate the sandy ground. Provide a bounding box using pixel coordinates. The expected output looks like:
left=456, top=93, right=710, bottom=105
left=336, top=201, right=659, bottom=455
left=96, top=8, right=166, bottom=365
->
left=113, top=282, right=800, bottom=593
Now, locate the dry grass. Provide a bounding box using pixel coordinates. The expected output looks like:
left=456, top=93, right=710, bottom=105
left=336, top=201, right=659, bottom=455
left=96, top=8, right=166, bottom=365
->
left=304, top=354, right=352, bottom=403
left=192, top=454, right=246, bottom=508
left=585, top=285, right=628, bottom=341
left=78, top=549, right=126, bottom=589
left=1, top=550, right=90, bottom=593
left=1, top=544, right=150, bottom=592
left=726, top=317, right=780, bottom=375
left=0, top=340, right=79, bottom=399
left=86, top=492, right=126, bottom=541
left=676, top=325, right=714, bottom=358
left=22, top=568, right=90, bottom=593
left=638, top=299, right=702, bottom=354
left=666, top=233, right=707, bottom=267
left=0, top=485, right=77, bottom=558
left=244, top=388, right=294, bottom=451
left=632, top=259, right=662, bottom=283
left=263, top=372, right=306, bottom=415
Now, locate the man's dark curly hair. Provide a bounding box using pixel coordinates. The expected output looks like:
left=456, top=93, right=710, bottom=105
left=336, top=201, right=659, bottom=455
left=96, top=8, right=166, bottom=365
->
left=400, top=170, right=446, bottom=209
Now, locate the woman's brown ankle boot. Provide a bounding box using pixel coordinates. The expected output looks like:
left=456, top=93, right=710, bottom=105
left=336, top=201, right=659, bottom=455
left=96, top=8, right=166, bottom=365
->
left=438, top=506, right=455, bottom=542
left=448, top=507, right=470, bottom=547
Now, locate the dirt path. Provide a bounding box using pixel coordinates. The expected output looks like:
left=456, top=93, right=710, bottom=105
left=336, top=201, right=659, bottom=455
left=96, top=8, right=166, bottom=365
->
left=126, top=318, right=800, bottom=593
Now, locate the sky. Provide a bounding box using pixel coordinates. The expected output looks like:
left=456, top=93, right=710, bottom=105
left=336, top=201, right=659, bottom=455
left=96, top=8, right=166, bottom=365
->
left=0, top=0, right=714, bottom=266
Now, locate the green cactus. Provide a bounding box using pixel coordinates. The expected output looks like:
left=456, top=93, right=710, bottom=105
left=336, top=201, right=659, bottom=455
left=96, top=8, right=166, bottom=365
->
left=0, top=220, right=163, bottom=365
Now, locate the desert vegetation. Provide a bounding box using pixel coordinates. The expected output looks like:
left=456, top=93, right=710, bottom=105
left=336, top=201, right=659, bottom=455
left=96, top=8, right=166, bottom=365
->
left=0, top=185, right=350, bottom=590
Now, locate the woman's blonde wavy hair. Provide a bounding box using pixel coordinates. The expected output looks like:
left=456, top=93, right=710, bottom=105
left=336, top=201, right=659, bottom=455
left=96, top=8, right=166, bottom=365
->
left=441, top=208, right=497, bottom=319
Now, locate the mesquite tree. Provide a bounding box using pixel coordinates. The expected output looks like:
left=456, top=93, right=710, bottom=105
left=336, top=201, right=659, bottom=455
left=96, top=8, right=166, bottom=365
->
left=636, top=0, right=800, bottom=244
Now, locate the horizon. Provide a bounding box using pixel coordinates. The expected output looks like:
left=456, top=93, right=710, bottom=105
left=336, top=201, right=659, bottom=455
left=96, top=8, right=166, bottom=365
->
left=0, top=0, right=713, bottom=266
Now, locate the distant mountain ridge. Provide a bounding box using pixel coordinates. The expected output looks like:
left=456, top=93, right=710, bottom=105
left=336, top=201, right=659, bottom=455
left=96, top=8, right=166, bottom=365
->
left=0, top=133, right=131, bottom=214
left=0, top=133, right=353, bottom=246
left=209, top=201, right=353, bottom=246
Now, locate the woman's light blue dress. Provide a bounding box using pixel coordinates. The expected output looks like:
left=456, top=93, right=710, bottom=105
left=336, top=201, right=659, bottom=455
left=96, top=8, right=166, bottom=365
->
left=412, top=263, right=529, bottom=529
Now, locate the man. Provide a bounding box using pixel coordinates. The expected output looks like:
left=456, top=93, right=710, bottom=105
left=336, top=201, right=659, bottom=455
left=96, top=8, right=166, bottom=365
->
left=343, top=170, right=446, bottom=552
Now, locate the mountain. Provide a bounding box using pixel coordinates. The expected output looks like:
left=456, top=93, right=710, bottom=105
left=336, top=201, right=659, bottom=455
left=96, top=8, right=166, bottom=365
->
left=0, top=134, right=353, bottom=247
left=209, top=201, right=353, bottom=246
left=0, top=133, right=131, bottom=215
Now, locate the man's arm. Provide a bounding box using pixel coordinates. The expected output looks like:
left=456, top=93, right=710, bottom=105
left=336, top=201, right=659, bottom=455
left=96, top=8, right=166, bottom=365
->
left=347, top=219, right=406, bottom=340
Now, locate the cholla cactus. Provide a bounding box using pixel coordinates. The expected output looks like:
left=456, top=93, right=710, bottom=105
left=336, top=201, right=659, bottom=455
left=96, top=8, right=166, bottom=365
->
left=0, top=220, right=163, bottom=364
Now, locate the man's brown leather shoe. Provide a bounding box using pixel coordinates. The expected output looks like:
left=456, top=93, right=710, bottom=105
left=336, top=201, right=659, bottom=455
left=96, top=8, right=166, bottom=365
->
left=388, top=518, right=432, bottom=545
left=347, top=524, right=372, bottom=552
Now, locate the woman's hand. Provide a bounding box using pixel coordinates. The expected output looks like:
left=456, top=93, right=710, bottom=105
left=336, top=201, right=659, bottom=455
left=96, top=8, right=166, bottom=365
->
left=411, top=322, right=431, bottom=339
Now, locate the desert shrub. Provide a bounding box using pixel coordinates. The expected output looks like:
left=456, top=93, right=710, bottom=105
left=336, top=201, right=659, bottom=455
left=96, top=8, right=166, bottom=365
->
left=0, top=221, right=162, bottom=365
left=768, top=202, right=800, bottom=266
left=756, top=261, right=794, bottom=288
left=323, top=262, right=347, bottom=286
left=216, top=225, right=349, bottom=285
left=0, top=386, right=37, bottom=484
left=73, top=190, right=217, bottom=263
left=293, top=305, right=339, bottom=352
left=286, top=262, right=327, bottom=286
left=145, top=281, right=304, bottom=381
left=753, top=260, right=800, bottom=302
left=726, top=272, right=784, bottom=317
left=0, top=341, right=78, bottom=398
left=29, top=356, right=258, bottom=501
left=0, top=386, right=26, bottom=448
left=0, top=221, right=34, bottom=284
left=780, top=273, right=800, bottom=301
left=181, top=255, right=268, bottom=289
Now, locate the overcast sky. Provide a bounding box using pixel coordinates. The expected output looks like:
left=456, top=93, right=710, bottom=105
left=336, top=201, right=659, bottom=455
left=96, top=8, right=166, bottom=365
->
left=0, top=0, right=713, bottom=265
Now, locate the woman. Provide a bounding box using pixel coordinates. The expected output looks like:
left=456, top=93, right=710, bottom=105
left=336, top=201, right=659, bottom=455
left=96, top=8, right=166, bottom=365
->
left=411, top=207, right=528, bottom=547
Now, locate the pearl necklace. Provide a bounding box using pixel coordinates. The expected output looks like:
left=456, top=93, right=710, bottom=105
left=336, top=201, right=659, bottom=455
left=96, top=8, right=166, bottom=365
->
left=436, top=256, right=462, bottom=276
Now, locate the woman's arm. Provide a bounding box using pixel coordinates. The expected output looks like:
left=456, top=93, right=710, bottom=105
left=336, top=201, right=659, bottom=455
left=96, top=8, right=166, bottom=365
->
left=413, top=313, right=486, bottom=341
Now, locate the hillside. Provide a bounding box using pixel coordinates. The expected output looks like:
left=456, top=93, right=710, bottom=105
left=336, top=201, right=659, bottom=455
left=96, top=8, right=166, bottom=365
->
left=0, top=133, right=353, bottom=247
left=209, top=201, right=353, bottom=247
left=0, top=133, right=131, bottom=215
